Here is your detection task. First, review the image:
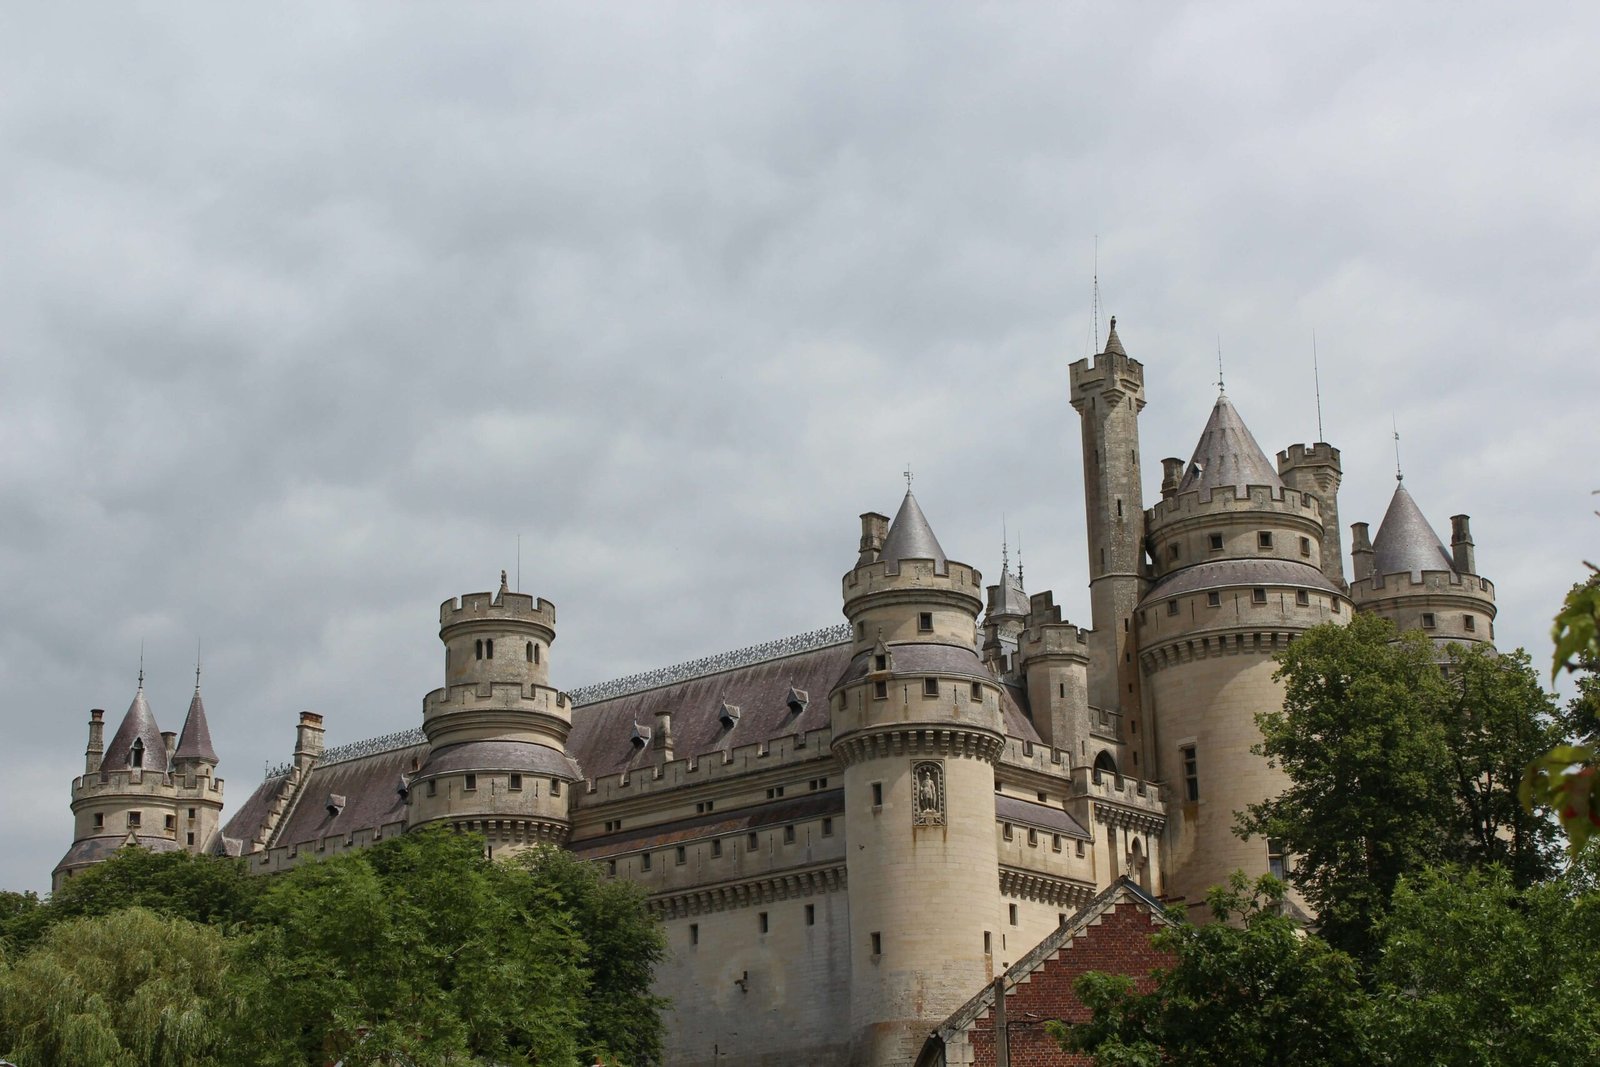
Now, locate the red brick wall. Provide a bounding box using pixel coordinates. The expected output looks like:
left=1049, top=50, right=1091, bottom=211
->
left=967, top=901, right=1173, bottom=1067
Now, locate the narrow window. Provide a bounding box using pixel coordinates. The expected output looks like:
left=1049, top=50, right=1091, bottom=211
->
left=1116, top=498, right=1123, bottom=517
left=1252, top=587, right=1268, bottom=604
left=918, top=611, right=934, bottom=632
left=1268, top=839, right=1288, bottom=880
left=1300, top=536, right=1312, bottom=557
left=1027, top=828, right=1038, bottom=847
left=873, top=680, right=888, bottom=700
left=784, top=825, right=796, bottom=844
left=1295, top=590, right=1310, bottom=606
left=551, top=779, right=561, bottom=797
left=1168, top=543, right=1181, bottom=561
left=475, top=639, right=484, bottom=660
left=873, top=653, right=888, bottom=671
left=1167, top=600, right=1180, bottom=616
left=509, top=773, right=523, bottom=791
left=1463, top=614, right=1476, bottom=632
left=1332, top=599, right=1343, bottom=614
left=641, top=853, right=652, bottom=871
left=984, top=931, right=992, bottom=955
left=534, top=644, right=541, bottom=664
left=164, top=814, right=176, bottom=831
left=871, top=932, right=882, bottom=955
left=427, top=780, right=437, bottom=797
left=1209, top=532, right=1224, bottom=551
left=806, top=903, right=816, bottom=926
left=1181, top=745, right=1200, bottom=802
left=186, top=832, right=195, bottom=846
left=1257, top=531, right=1273, bottom=549
left=748, top=832, right=760, bottom=850
left=486, top=639, right=494, bottom=659
left=1076, top=840, right=1085, bottom=857
left=971, top=681, right=983, bottom=701
left=187, top=807, right=196, bottom=819
left=1052, top=834, right=1062, bottom=852
left=93, top=812, right=104, bottom=829
left=1009, top=903, right=1018, bottom=926
left=130, top=738, right=144, bottom=768
left=1059, top=912, right=1067, bottom=926
left=463, top=773, right=477, bottom=792
left=1059, top=682, right=1065, bottom=698
left=608, top=859, right=617, bottom=876
left=1207, top=590, right=1221, bottom=607
left=759, top=912, right=770, bottom=934
left=871, top=782, right=883, bottom=808
left=690, top=923, right=700, bottom=945
left=922, top=677, right=939, bottom=697
left=1421, top=612, right=1437, bottom=629
left=526, top=642, right=533, bottom=662
left=128, top=811, right=142, bottom=829
left=822, top=817, right=833, bottom=836
left=675, top=846, right=686, bottom=865
left=1003, top=823, right=1014, bottom=841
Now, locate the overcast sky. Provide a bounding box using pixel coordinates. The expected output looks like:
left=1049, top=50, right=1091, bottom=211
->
left=2, top=3, right=1596, bottom=894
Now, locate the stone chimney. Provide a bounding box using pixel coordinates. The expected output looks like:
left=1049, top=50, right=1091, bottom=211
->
left=86, top=709, right=105, bottom=774
left=1450, top=514, right=1475, bottom=575
left=857, top=512, right=890, bottom=567
left=1160, top=457, right=1184, bottom=499
left=1350, top=522, right=1374, bottom=581
left=294, top=712, right=325, bottom=772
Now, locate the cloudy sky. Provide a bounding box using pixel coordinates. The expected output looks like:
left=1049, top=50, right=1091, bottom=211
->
left=2, top=3, right=1596, bottom=893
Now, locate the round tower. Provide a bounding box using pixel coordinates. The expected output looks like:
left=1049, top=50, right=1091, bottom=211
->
left=170, top=671, right=225, bottom=854
left=1139, top=396, right=1351, bottom=908
left=1350, top=483, right=1496, bottom=649
left=830, top=492, right=1005, bottom=1067
left=56, top=675, right=182, bottom=890
left=411, top=572, right=576, bottom=851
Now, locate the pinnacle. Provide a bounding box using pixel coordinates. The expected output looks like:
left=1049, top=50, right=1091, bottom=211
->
left=1103, top=316, right=1126, bottom=357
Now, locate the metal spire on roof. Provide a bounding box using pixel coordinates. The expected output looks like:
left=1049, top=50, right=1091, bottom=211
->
left=195, top=638, right=202, bottom=692
left=1216, top=337, right=1225, bottom=395
left=1393, top=417, right=1404, bottom=482
left=903, top=463, right=913, bottom=490
left=1001, top=516, right=1009, bottom=575
left=1092, top=235, right=1100, bottom=356
left=1016, top=531, right=1025, bottom=591
left=138, top=642, right=145, bottom=689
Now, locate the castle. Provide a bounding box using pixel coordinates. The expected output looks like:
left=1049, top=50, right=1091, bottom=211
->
left=56, top=319, right=1497, bottom=1066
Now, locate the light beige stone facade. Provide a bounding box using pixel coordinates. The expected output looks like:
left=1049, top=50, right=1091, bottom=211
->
left=56, top=319, right=1496, bottom=1065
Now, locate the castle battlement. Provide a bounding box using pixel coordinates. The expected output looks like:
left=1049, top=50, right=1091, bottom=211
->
left=1147, top=481, right=1322, bottom=527
left=1352, top=569, right=1494, bottom=596
left=439, top=591, right=556, bottom=628
left=579, top=726, right=836, bottom=806
left=1277, top=442, right=1341, bottom=470
left=1019, top=618, right=1091, bottom=659
left=842, top=556, right=982, bottom=597
left=422, top=680, right=569, bottom=713
left=1068, top=351, right=1145, bottom=399
left=70, top=770, right=205, bottom=800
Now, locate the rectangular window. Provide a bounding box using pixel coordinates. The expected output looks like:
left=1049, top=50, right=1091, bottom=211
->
left=675, top=846, right=686, bottom=865
left=711, top=839, right=723, bottom=858
left=1463, top=614, right=1476, bottom=631
left=971, top=681, right=983, bottom=701
left=1009, top=903, right=1018, bottom=926
left=551, top=779, right=561, bottom=797
left=1168, top=543, right=1181, bottom=560
left=1421, top=612, right=1437, bottom=629
left=806, top=904, right=816, bottom=926
left=1167, top=600, right=1180, bottom=616
left=1300, top=536, right=1312, bottom=557
left=187, top=807, right=196, bottom=819
left=690, top=923, right=699, bottom=946
left=918, top=611, right=934, bottom=632
left=784, top=825, right=796, bottom=844
left=1258, top=531, right=1273, bottom=549
left=748, top=832, right=760, bottom=851
left=922, top=677, right=939, bottom=697
left=1182, top=745, right=1200, bottom=802
left=873, top=654, right=888, bottom=671
left=463, top=774, right=477, bottom=792
left=822, top=817, right=833, bottom=836
left=1252, top=588, right=1268, bottom=604
left=1003, top=823, right=1014, bottom=841
left=509, top=773, right=523, bottom=791
left=128, top=811, right=141, bottom=829
left=1296, top=590, right=1310, bottom=606
left=1076, top=840, right=1085, bottom=857
left=1332, top=599, right=1342, bottom=613
left=766, top=786, right=785, bottom=799
left=427, top=780, right=438, bottom=797
left=164, top=814, right=175, bottom=831
left=1207, top=590, right=1221, bottom=607
left=871, top=931, right=882, bottom=956
left=759, top=912, right=769, bottom=934
left=1268, top=839, right=1288, bottom=880
left=608, top=859, right=617, bottom=876
left=873, top=680, right=888, bottom=700
left=871, top=782, right=883, bottom=808
left=1052, top=834, right=1062, bottom=852
left=93, top=812, right=104, bottom=828
left=983, top=931, right=992, bottom=955
left=186, top=832, right=195, bottom=846
left=1209, top=533, right=1225, bottom=551
left=641, top=853, right=652, bottom=871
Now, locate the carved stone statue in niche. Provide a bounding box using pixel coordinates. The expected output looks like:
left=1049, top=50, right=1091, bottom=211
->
left=913, top=760, right=945, bottom=826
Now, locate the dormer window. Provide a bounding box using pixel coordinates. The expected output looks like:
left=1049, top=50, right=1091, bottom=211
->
left=874, top=654, right=888, bottom=672
left=325, top=793, right=346, bottom=818
left=786, top=687, right=809, bottom=714
left=130, top=738, right=145, bottom=769
left=718, top=701, right=741, bottom=729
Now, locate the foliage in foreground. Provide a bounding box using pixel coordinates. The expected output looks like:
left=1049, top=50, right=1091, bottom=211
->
left=0, top=831, right=667, bottom=1067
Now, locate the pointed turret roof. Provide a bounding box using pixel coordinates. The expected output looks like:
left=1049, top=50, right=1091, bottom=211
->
left=1372, top=482, right=1455, bottom=576
left=102, top=676, right=167, bottom=774
left=175, top=682, right=218, bottom=764
left=1177, top=394, right=1284, bottom=496
left=1103, top=316, right=1126, bottom=356
left=880, top=491, right=948, bottom=572
left=991, top=554, right=1028, bottom=616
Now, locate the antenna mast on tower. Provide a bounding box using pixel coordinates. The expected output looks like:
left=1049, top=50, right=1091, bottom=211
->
left=1313, top=329, right=1325, bottom=442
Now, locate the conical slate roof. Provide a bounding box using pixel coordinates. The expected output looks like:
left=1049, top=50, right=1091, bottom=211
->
left=1372, top=482, right=1455, bottom=576
left=1102, top=317, right=1126, bottom=356
left=880, top=491, right=948, bottom=572
left=1177, top=394, right=1284, bottom=496
left=102, top=679, right=167, bottom=774
left=175, top=685, right=218, bottom=764
left=992, top=560, right=1028, bottom=616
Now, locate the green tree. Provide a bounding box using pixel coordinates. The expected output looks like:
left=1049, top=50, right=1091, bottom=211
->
left=43, top=848, right=260, bottom=942
left=0, top=890, right=45, bottom=958
left=517, top=846, right=668, bottom=1065
left=1369, top=866, right=1600, bottom=1065
left=1238, top=614, right=1455, bottom=962
left=0, top=907, right=235, bottom=1067
left=1053, top=874, right=1371, bottom=1067
left=1525, top=575, right=1600, bottom=856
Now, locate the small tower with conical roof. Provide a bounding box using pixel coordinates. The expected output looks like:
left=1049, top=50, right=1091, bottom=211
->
left=412, top=571, right=577, bottom=852
left=831, top=490, right=1005, bottom=1066
left=56, top=672, right=185, bottom=890
left=1350, top=482, right=1496, bottom=648
left=171, top=667, right=226, bottom=855
left=1070, top=319, right=1148, bottom=724
left=1141, top=392, right=1350, bottom=907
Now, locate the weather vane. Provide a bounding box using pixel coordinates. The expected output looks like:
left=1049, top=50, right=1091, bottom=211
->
left=903, top=463, right=913, bottom=491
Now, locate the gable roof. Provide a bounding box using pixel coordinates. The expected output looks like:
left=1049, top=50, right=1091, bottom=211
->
left=1177, top=394, right=1284, bottom=497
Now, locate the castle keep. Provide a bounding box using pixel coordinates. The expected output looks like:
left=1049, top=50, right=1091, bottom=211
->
left=57, top=319, right=1497, bottom=1066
